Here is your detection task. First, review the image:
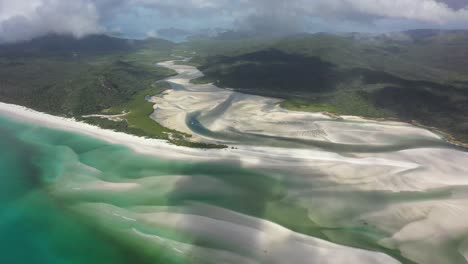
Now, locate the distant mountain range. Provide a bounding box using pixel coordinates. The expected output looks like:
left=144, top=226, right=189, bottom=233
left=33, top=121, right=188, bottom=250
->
left=0, top=34, right=175, bottom=116
left=156, top=28, right=192, bottom=42
left=1, top=30, right=467, bottom=145
left=0, top=34, right=175, bottom=57
left=185, top=29, right=468, bottom=144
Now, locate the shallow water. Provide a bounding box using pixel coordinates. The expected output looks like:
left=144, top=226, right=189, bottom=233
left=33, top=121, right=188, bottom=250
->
left=0, top=116, right=153, bottom=264
left=2, top=61, right=468, bottom=264
left=154, top=61, right=452, bottom=153
left=0, top=114, right=409, bottom=264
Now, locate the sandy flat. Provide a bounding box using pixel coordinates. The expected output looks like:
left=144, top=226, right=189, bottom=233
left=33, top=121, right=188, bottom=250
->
left=153, top=61, right=443, bottom=149
left=1, top=59, right=468, bottom=264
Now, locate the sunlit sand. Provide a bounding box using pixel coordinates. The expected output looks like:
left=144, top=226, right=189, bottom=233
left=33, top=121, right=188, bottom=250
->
left=1, top=59, right=468, bottom=264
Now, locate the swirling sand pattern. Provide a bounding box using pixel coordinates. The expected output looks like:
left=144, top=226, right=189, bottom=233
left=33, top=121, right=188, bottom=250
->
left=1, top=59, right=468, bottom=264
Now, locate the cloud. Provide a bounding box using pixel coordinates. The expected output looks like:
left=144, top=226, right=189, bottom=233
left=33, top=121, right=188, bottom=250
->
left=1, top=0, right=468, bottom=43
left=233, top=0, right=468, bottom=34
left=0, top=0, right=104, bottom=43
left=129, top=0, right=468, bottom=22
left=130, top=0, right=468, bottom=34
left=316, top=0, right=468, bottom=23
left=146, top=29, right=158, bottom=38
left=438, top=0, right=468, bottom=10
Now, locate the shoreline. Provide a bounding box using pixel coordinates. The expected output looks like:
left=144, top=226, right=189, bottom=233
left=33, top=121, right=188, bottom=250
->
left=0, top=102, right=407, bottom=264
left=4, top=100, right=468, bottom=264
left=410, top=120, right=468, bottom=150
left=318, top=110, right=468, bottom=150
left=278, top=101, right=466, bottom=150
left=2, top=60, right=468, bottom=264
left=153, top=60, right=449, bottom=150
left=0, top=102, right=231, bottom=162
left=0, top=59, right=462, bottom=158
left=0, top=101, right=356, bottom=167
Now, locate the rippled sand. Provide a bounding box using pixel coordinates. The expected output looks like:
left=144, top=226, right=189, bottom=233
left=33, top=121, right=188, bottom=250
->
left=152, top=61, right=444, bottom=150
left=1, top=59, right=468, bottom=264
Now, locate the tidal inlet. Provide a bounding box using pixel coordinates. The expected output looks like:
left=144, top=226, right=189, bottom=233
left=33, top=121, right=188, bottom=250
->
left=1, top=58, right=468, bottom=264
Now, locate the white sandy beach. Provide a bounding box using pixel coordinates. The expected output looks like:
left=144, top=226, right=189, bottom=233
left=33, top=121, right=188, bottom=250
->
left=2, top=60, right=468, bottom=264
left=153, top=61, right=443, bottom=148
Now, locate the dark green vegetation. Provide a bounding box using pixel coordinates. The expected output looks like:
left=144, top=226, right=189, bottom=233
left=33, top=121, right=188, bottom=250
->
left=0, top=34, right=175, bottom=58
left=2, top=31, right=468, bottom=145
left=79, top=82, right=225, bottom=148
left=185, top=30, right=468, bottom=144
left=0, top=57, right=176, bottom=115
left=279, top=91, right=388, bottom=118
left=0, top=115, right=415, bottom=263
left=0, top=34, right=226, bottom=148
left=0, top=34, right=175, bottom=116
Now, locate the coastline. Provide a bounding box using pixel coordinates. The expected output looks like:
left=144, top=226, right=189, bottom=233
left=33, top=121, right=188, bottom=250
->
left=410, top=120, right=468, bottom=150
left=5, top=100, right=468, bottom=264
left=318, top=110, right=468, bottom=150
left=0, top=101, right=356, bottom=167
left=0, top=100, right=406, bottom=264
left=152, top=60, right=448, bottom=150
left=0, top=101, right=230, bottom=162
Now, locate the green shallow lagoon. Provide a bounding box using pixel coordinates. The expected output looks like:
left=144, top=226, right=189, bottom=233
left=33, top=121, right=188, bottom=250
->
left=0, top=115, right=154, bottom=264
left=0, top=115, right=286, bottom=264
left=0, top=114, right=420, bottom=264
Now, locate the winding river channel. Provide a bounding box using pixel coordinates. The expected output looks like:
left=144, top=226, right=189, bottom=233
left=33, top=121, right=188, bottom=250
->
left=153, top=61, right=452, bottom=152
left=1, top=60, right=468, bottom=264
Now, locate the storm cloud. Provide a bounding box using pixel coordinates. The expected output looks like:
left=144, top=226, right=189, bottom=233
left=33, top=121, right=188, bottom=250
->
left=1, top=0, right=468, bottom=43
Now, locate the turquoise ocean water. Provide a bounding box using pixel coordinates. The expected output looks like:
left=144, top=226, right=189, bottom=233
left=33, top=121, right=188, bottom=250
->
left=0, top=114, right=288, bottom=264
left=0, top=115, right=155, bottom=264
left=0, top=114, right=420, bottom=264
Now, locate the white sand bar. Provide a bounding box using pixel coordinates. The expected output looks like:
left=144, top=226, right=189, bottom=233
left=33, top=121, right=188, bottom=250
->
left=1, top=59, right=468, bottom=264
left=153, top=61, right=443, bottom=149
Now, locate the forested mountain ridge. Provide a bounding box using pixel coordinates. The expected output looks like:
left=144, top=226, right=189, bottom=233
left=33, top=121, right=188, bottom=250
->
left=185, top=30, right=468, bottom=145
left=1, top=30, right=468, bottom=146
left=0, top=34, right=176, bottom=115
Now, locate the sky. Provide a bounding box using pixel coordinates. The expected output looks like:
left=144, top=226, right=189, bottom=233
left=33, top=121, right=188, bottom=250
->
left=1, top=0, right=468, bottom=43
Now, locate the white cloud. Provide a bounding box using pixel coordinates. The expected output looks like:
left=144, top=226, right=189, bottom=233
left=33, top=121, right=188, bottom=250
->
left=130, top=0, right=468, bottom=33
left=146, top=29, right=158, bottom=38
left=0, top=0, right=467, bottom=43
left=306, top=0, right=468, bottom=23
left=134, top=0, right=227, bottom=9
left=133, top=0, right=468, bottom=24
left=0, top=0, right=103, bottom=43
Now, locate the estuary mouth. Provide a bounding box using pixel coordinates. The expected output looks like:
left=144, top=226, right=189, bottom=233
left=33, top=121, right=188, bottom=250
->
left=0, top=59, right=467, bottom=264
left=155, top=61, right=453, bottom=155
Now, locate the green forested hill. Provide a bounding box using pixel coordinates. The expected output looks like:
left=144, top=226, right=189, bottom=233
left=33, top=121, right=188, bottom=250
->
left=184, top=30, right=468, bottom=82
left=0, top=34, right=176, bottom=116
left=0, top=57, right=175, bottom=115
left=0, top=34, right=226, bottom=148
left=2, top=31, right=468, bottom=146
left=184, top=30, right=468, bottom=144
left=0, top=34, right=175, bottom=57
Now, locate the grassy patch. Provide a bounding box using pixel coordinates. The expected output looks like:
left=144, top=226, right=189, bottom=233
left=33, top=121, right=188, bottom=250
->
left=104, top=82, right=175, bottom=137
left=281, top=91, right=390, bottom=118
left=190, top=76, right=216, bottom=85
left=280, top=100, right=338, bottom=113
left=81, top=82, right=226, bottom=149
left=120, top=49, right=175, bottom=68
left=0, top=55, right=176, bottom=116
left=0, top=35, right=227, bottom=148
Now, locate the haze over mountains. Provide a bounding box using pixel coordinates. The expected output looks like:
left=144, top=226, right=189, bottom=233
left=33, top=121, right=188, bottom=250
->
left=2, top=1, right=468, bottom=264
left=186, top=29, right=468, bottom=144
left=0, top=29, right=467, bottom=145
left=0, top=34, right=176, bottom=116
left=2, top=0, right=467, bottom=44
